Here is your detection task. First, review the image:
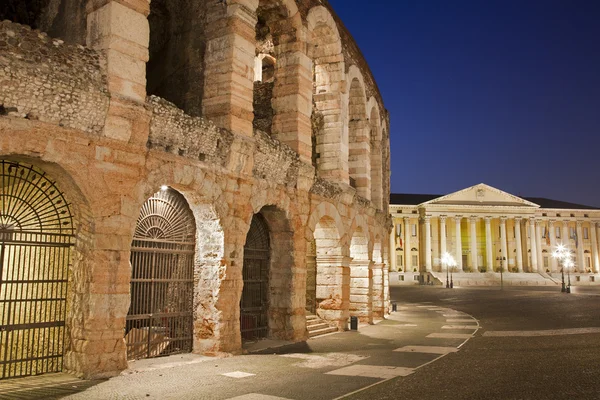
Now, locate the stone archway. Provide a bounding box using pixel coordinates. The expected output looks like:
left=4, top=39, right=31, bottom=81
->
left=0, top=160, right=76, bottom=379
left=126, top=187, right=196, bottom=360
left=349, top=219, right=372, bottom=323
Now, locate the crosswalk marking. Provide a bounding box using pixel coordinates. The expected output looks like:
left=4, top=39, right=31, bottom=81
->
left=326, top=365, right=414, bottom=379
left=394, top=345, right=458, bottom=354
left=427, top=332, right=474, bottom=339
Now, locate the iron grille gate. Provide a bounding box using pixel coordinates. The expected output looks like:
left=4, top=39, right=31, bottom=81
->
left=0, top=160, right=74, bottom=380
left=126, top=188, right=195, bottom=360
left=241, top=214, right=270, bottom=341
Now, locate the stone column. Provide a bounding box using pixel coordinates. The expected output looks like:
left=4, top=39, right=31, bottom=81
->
left=485, top=217, right=493, bottom=271
left=469, top=217, right=478, bottom=272
left=349, top=259, right=373, bottom=323
left=371, top=262, right=385, bottom=318
left=383, top=266, right=390, bottom=314
left=424, top=216, right=432, bottom=272
left=576, top=221, right=585, bottom=273
left=439, top=216, right=447, bottom=257
left=389, top=229, right=397, bottom=271
left=454, top=216, right=463, bottom=271
left=271, top=48, right=313, bottom=163
left=591, top=222, right=600, bottom=274
left=515, top=217, right=523, bottom=272
left=86, top=0, right=151, bottom=144
left=316, top=255, right=351, bottom=330
left=203, top=0, right=257, bottom=136
left=548, top=220, right=557, bottom=272
left=536, top=221, right=544, bottom=272
left=562, top=221, right=569, bottom=247
left=499, top=217, right=508, bottom=272
left=529, top=218, right=538, bottom=272
left=404, top=217, right=411, bottom=272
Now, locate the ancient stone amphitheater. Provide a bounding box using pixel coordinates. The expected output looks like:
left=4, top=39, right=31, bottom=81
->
left=0, top=0, right=391, bottom=379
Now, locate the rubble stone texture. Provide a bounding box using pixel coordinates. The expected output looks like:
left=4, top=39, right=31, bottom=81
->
left=0, top=0, right=391, bottom=379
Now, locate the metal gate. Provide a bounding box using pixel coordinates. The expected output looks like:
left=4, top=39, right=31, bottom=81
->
left=126, top=188, right=196, bottom=360
left=0, top=160, right=74, bottom=379
left=241, top=214, right=270, bottom=341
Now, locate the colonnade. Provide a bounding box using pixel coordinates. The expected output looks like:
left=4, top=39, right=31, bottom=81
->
left=390, top=216, right=600, bottom=274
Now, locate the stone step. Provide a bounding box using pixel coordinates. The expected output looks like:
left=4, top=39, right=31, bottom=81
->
left=307, top=322, right=331, bottom=331
left=308, top=326, right=338, bottom=338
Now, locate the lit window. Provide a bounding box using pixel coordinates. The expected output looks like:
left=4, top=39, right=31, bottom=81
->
left=412, top=255, right=418, bottom=267
left=556, top=227, right=561, bottom=238
left=543, top=256, right=549, bottom=268
left=411, top=224, right=417, bottom=237
left=584, top=227, right=589, bottom=239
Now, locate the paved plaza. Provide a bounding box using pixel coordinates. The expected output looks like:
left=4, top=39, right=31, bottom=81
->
left=1, top=282, right=600, bottom=399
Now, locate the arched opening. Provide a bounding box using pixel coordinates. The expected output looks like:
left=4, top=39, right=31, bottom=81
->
left=369, top=105, right=383, bottom=209
left=126, top=187, right=196, bottom=360
left=147, top=0, right=206, bottom=116
left=241, top=206, right=295, bottom=342
left=307, top=6, right=345, bottom=177
left=0, top=160, right=75, bottom=379
left=0, top=0, right=86, bottom=44
left=348, top=78, right=370, bottom=198
left=349, top=225, right=372, bottom=322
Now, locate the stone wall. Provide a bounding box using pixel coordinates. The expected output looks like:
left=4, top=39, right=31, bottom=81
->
left=0, top=21, right=109, bottom=134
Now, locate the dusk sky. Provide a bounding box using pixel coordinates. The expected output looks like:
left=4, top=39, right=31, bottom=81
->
left=328, top=0, right=600, bottom=207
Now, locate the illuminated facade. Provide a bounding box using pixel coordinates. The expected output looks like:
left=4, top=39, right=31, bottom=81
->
left=389, top=184, right=600, bottom=286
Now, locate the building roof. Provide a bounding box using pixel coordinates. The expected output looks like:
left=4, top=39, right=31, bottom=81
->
left=390, top=193, right=600, bottom=210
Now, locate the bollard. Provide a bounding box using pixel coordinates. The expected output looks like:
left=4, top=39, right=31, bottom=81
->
left=392, top=302, right=397, bottom=312
left=350, top=316, right=358, bottom=330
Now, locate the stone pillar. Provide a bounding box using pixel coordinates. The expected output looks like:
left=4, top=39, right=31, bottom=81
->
left=383, top=266, right=390, bottom=314
left=576, top=221, right=585, bottom=272
left=499, top=217, right=508, bottom=272
left=372, top=262, right=385, bottom=318
left=316, top=255, right=351, bottom=330
left=536, top=221, right=544, bottom=272
left=271, top=49, right=313, bottom=163
left=404, top=217, right=411, bottom=272
left=389, top=229, right=397, bottom=271
left=86, top=0, right=151, bottom=144
left=454, top=216, right=463, bottom=270
left=562, top=221, right=569, bottom=247
left=529, top=218, right=538, bottom=272
left=203, top=0, right=257, bottom=136
left=548, top=220, right=557, bottom=272
left=349, top=260, right=373, bottom=323
left=469, top=217, right=478, bottom=272
left=515, top=217, right=523, bottom=272
left=591, top=222, right=600, bottom=274
left=485, top=217, right=493, bottom=271
left=424, top=216, right=432, bottom=272
left=439, top=216, right=447, bottom=257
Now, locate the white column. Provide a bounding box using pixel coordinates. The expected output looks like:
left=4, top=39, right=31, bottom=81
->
left=439, top=216, right=447, bottom=257
left=403, top=217, right=411, bottom=272
left=454, top=216, right=463, bottom=271
left=562, top=221, right=569, bottom=247
left=424, top=216, right=432, bottom=272
left=500, top=217, right=508, bottom=272
left=485, top=217, right=493, bottom=271
left=536, top=221, right=544, bottom=272
left=548, top=220, right=557, bottom=272
left=591, top=222, right=600, bottom=274
left=576, top=221, right=585, bottom=273
left=514, top=217, right=523, bottom=272
left=529, top=218, right=538, bottom=272
left=469, top=217, right=478, bottom=272
left=389, top=229, right=397, bottom=272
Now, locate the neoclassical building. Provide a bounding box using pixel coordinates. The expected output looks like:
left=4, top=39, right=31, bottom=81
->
left=389, top=184, right=600, bottom=285
left=0, top=0, right=391, bottom=380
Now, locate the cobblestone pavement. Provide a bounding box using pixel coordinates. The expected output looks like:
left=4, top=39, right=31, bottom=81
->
left=0, top=298, right=478, bottom=400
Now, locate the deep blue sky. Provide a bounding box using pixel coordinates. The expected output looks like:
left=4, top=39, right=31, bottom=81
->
left=328, top=0, right=600, bottom=207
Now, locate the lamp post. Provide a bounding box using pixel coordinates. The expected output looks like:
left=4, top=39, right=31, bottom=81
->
left=496, top=256, right=506, bottom=290
left=441, top=252, right=457, bottom=289
left=564, top=257, right=574, bottom=294
left=552, top=244, right=571, bottom=294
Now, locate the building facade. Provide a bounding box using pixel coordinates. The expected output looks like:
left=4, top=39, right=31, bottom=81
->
left=0, top=0, right=391, bottom=380
left=389, top=184, right=600, bottom=285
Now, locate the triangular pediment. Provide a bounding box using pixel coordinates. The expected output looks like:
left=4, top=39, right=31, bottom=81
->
left=422, top=184, right=540, bottom=208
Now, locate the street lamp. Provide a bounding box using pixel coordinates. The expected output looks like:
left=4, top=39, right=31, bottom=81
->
left=552, top=244, right=572, bottom=293
left=441, top=252, right=457, bottom=289
left=496, top=256, right=506, bottom=290
left=564, top=257, right=574, bottom=294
